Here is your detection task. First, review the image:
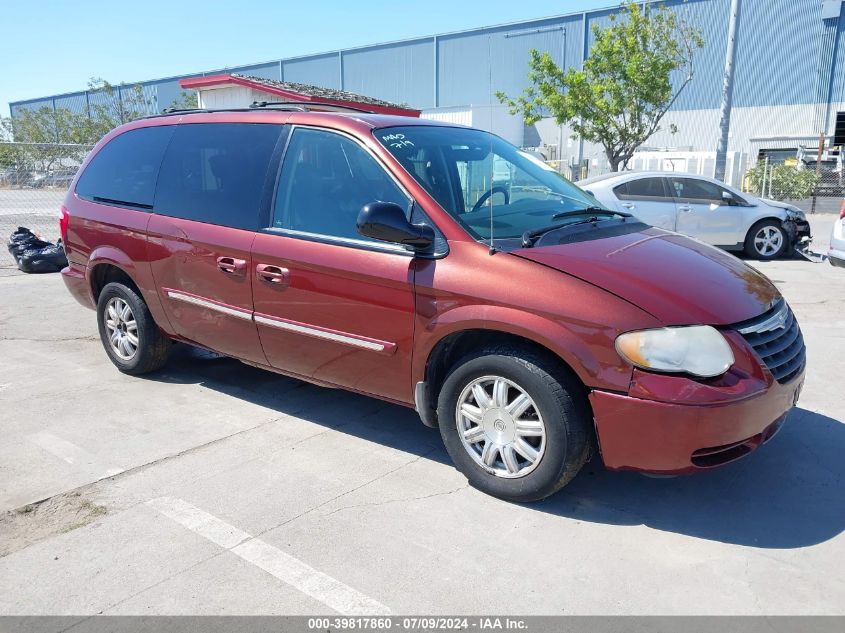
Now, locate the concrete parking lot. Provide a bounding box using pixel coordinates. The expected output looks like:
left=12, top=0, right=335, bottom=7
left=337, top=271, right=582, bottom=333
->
left=0, top=214, right=843, bottom=615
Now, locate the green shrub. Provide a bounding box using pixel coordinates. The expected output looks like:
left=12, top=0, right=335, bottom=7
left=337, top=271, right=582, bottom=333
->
left=745, top=162, right=820, bottom=200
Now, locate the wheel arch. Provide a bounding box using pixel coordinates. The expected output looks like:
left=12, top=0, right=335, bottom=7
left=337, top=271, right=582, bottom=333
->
left=86, top=247, right=175, bottom=336
left=744, top=216, right=791, bottom=253
left=88, top=259, right=141, bottom=304
left=415, top=319, right=599, bottom=428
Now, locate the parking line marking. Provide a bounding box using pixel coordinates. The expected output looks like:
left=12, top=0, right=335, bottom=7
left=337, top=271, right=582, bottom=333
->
left=27, top=431, right=87, bottom=465
left=146, top=496, right=251, bottom=550
left=27, top=431, right=124, bottom=480
left=147, top=496, right=391, bottom=616
left=233, top=538, right=391, bottom=616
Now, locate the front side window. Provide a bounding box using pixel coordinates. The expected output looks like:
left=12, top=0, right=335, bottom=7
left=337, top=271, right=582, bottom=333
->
left=155, top=123, right=283, bottom=230
left=76, top=126, right=174, bottom=209
left=375, top=126, right=600, bottom=241
left=272, top=128, right=410, bottom=242
left=670, top=177, right=744, bottom=205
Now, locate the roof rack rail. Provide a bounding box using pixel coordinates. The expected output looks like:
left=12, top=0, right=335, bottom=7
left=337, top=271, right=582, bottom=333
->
left=160, top=107, right=211, bottom=115
left=250, top=100, right=371, bottom=113
left=140, top=101, right=374, bottom=120
left=142, top=107, right=262, bottom=119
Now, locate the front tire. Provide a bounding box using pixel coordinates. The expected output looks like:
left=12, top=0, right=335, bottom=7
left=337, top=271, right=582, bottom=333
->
left=437, top=347, right=592, bottom=502
left=745, top=220, right=787, bottom=260
left=96, top=282, right=170, bottom=375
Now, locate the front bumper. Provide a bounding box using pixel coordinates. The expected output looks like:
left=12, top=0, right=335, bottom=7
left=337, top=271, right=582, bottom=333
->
left=786, top=219, right=812, bottom=247
left=590, top=365, right=804, bottom=474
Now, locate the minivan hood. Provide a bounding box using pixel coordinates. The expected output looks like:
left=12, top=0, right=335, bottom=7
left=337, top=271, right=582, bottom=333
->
left=513, top=227, right=779, bottom=326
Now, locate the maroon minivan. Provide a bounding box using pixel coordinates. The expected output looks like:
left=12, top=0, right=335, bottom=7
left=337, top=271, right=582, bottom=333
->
left=60, top=106, right=805, bottom=501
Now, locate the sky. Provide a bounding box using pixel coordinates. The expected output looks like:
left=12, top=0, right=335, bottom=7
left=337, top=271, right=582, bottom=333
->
left=0, top=0, right=618, bottom=117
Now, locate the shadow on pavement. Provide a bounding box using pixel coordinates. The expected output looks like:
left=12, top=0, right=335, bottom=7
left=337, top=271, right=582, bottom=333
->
left=536, top=406, right=845, bottom=549
left=152, top=345, right=844, bottom=550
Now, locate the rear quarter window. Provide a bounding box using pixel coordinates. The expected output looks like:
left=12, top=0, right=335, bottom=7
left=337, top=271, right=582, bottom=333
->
left=76, top=126, right=174, bottom=209
left=154, top=123, right=284, bottom=230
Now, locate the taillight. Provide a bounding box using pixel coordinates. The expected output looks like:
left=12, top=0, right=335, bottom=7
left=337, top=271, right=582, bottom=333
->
left=59, top=206, right=70, bottom=252
left=839, top=199, right=845, bottom=220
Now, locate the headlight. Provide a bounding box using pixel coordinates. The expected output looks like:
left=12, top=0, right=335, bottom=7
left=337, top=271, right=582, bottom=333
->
left=616, top=326, right=734, bottom=378
left=786, top=207, right=806, bottom=221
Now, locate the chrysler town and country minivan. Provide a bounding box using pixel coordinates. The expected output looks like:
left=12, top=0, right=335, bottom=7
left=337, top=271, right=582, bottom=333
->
left=61, top=106, right=806, bottom=501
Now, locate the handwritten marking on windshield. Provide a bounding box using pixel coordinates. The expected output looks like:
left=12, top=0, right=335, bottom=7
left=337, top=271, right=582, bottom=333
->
left=381, top=133, right=415, bottom=149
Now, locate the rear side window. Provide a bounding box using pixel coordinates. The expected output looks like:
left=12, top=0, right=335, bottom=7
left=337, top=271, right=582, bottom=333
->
left=76, top=126, right=174, bottom=209
left=155, top=123, right=283, bottom=230
left=614, top=178, right=669, bottom=200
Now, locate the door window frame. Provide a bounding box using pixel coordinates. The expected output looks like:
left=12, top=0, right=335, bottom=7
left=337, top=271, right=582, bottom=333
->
left=263, top=124, right=447, bottom=258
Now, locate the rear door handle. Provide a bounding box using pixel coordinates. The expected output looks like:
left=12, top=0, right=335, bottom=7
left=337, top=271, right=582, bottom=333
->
left=217, top=256, right=247, bottom=275
left=256, top=263, right=290, bottom=286
left=621, top=202, right=636, bottom=210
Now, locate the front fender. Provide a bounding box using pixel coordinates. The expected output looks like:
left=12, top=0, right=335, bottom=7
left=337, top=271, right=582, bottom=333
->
left=413, top=303, right=635, bottom=393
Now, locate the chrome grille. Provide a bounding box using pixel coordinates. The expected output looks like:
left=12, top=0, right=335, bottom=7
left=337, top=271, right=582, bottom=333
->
left=735, top=300, right=805, bottom=384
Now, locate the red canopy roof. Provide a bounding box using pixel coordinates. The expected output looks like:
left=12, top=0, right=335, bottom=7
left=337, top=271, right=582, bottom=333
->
left=180, top=73, right=420, bottom=117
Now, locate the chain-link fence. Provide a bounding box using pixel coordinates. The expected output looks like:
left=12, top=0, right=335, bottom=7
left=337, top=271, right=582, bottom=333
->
left=0, top=142, right=92, bottom=268
left=741, top=155, right=843, bottom=214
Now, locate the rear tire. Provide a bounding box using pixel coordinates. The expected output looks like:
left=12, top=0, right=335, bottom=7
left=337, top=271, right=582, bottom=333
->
left=96, top=282, right=170, bottom=375
left=437, top=346, right=592, bottom=502
left=745, top=220, right=787, bottom=260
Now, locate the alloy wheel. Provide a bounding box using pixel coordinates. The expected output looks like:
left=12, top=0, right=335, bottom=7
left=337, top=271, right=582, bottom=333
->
left=455, top=375, right=547, bottom=479
left=754, top=226, right=784, bottom=257
left=104, top=297, right=139, bottom=360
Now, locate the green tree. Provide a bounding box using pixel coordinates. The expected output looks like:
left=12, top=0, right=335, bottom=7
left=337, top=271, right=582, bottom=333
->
left=498, top=2, right=704, bottom=172
left=167, top=90, right=199, bottom=111
left=0, top=118, right=18, bottom=169
left=1, top=78, right=154, bottom=175
left=1, top=107, right=93, bottom=172
left=86, top=77, right=153, bottom=132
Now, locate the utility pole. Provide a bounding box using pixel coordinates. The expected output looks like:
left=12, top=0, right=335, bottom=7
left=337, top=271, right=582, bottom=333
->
left=714, top=0, right=741, bottom=183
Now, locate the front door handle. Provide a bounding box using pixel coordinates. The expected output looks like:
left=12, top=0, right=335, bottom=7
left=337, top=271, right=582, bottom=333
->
left=678, top=205, right=692, bottom=213
left=256, top=263, right=290, bottom=286
left=217, top=256, right=247, bottom=275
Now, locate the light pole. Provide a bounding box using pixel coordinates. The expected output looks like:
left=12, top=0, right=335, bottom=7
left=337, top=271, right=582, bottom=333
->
left=714, top=0, right=741, bottom=183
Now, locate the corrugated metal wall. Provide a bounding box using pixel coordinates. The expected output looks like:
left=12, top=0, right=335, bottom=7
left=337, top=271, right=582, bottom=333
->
left=282, top=54, right=340, bottom=90
left=9, top=0, right=843, bottom=142
left=343, top=40, right=435, bottom=109
left=829, top=7, right=845, bottom=107
left=733, top=0, right=826, bottom=107
left=436, top=16, right=581, bottom=107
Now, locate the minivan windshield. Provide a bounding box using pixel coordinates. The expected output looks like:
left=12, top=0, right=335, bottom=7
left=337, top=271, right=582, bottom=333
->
left=375, top=126, right=604, bottom=242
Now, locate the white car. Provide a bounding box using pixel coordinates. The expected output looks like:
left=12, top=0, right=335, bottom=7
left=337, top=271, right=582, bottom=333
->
left=578, top=171, right=812, bottom=260
left=828, top=202, right=845, bottom=268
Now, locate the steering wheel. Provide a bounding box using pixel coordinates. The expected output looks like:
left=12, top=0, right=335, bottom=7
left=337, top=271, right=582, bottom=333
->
left=471, top=186, right=510, bottom=213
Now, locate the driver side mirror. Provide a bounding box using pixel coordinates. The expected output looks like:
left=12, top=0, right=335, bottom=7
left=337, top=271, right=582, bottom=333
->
left=721, top=191, right=735, bottom=206
left=357, top=202, right=435, bottom=251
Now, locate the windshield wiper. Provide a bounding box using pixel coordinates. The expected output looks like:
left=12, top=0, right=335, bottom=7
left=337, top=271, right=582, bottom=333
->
left=521, top=208, right=633, bottom=248
left=551, top=207, right=631, bottom=221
